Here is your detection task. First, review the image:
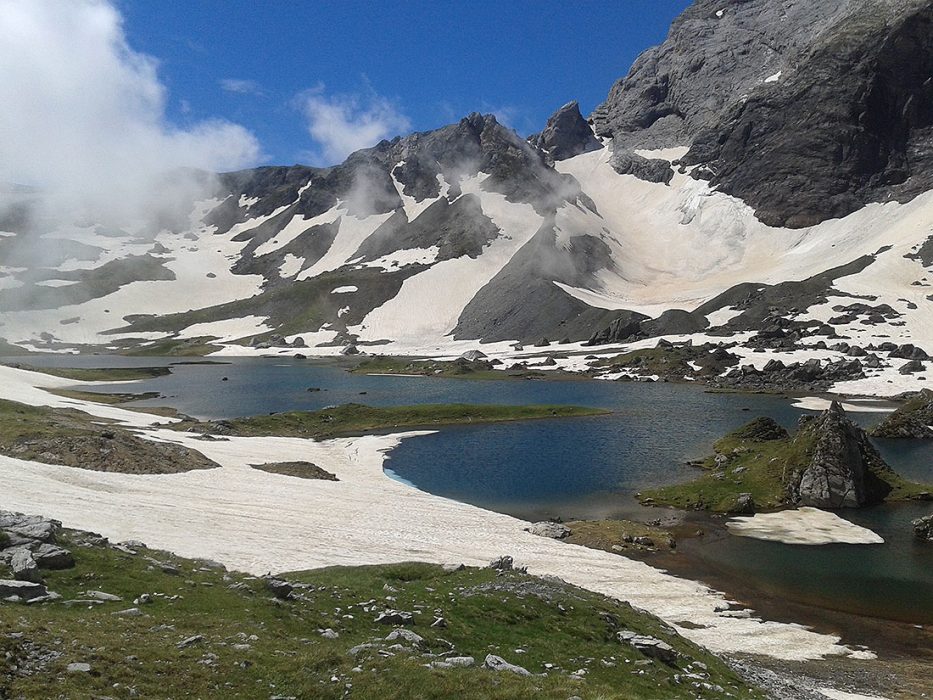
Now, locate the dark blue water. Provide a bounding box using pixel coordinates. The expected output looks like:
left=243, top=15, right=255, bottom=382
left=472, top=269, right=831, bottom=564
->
left=11, top=354, right=933, bottom=621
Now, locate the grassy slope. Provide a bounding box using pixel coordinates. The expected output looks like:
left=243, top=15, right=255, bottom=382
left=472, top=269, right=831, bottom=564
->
left=174, top=403, right=609, bottom=440
left=0, top=532, right=763, bottom=699
left=640, top=418, right=932, bottom=512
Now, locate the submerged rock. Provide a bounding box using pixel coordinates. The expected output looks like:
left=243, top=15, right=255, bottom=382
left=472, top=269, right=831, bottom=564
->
left=913, top=515, right=933, bottom=542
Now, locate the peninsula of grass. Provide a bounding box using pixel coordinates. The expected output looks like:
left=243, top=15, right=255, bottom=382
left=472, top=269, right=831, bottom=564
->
left=639, top=414, right=932, bottom=513
left=172, top=403, right=608, bottom=439
left=3, top=362, right=171, bottom=382
left=0, top=528, right=764, bottom=699
left=351, top=356, right=571, bottom=381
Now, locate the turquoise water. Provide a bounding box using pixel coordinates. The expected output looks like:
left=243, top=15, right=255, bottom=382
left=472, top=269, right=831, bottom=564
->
left=13, top=355, right=933, bottom=621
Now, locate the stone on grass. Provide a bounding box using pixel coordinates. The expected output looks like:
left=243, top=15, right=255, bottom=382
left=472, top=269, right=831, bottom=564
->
left=483, top=654, right=531, bottom=676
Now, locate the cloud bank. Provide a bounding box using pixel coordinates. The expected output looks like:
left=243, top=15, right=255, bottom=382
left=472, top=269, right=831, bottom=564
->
left=300, top=87, right=410, bottom=166
left=0, top=0, right=262, bottom=225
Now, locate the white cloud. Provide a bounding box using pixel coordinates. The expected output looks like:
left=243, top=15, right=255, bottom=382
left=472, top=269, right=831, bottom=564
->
left=299, top=87, right=410, bottom=166
left=0, top=0, right=262, bottom=224
left=220, top=78, right=263, bottom=95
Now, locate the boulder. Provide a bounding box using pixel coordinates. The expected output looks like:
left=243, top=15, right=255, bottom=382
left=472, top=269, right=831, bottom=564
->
left=32, top=543, right=75, bottom=570
left=488, top=555, right=514, bottom=571
left=0, top=579, right=47, bottom=601
left=616, top=631, right=678, bottom=664
left=375, top=610, right=414, bottom=625
left=385, top=628, right=425, bottom=647
left=899, top=359, right=925, bottom=374
left=483, top=654, right=531, bottom=676
left=727, top=493, right=756, bottom=515
left=525, top=522, right=571, bottom=539
left=264, top=578, right=293, bottom=600
left=10, top=549, right=41, bottom=583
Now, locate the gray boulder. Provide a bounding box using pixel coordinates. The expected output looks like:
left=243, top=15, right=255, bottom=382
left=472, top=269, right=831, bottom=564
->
left=617, top=630, right=678, bottom=664
left=483, top=654, right=531, bottom=676
left=10, top=549, right=41, bottom=583
left=0, top=579, right=47, bottom=601
left=525, top=521, right=571, bottom=539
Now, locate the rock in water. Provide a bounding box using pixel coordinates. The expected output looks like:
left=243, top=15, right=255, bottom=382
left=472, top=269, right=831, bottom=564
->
left=913, top=514, right=933, bottom=542
left=794, top=401, right=889, bottom=508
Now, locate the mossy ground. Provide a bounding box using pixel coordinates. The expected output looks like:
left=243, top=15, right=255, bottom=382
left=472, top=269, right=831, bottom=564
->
left=172, top=403, right=609, bottom=440
left=0, top=532, right=764, bottom=699
left=564, top=520, right=677, bottom=554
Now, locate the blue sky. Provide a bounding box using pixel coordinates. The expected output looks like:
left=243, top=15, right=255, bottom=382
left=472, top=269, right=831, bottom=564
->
left=119, top=1, right=690, bottom=167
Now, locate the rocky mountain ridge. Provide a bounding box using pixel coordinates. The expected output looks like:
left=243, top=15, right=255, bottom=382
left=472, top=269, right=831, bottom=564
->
left=0, top=0, right=930, bottom=400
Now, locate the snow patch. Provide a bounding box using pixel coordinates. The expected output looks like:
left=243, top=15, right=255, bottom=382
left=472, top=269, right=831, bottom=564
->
left=727, top=508, right=885, bottom=545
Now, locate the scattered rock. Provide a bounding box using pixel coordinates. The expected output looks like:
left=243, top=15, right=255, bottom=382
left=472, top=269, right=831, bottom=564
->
left=176, top=635, right=204, bottom=650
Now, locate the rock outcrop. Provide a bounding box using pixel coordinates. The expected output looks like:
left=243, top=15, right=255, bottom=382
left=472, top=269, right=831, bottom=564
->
left=790, top=402, right=891, bottom=508
left=870, top=389, right=933, bottom=439
left=528, top=101, right=601, bottom=162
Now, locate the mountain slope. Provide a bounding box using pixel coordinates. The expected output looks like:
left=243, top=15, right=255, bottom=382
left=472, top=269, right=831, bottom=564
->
left=0, top=0, right=931, bottom=397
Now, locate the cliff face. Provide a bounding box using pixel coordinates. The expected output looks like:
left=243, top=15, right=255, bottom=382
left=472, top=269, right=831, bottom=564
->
left=593, top=0, right=933, bottom=227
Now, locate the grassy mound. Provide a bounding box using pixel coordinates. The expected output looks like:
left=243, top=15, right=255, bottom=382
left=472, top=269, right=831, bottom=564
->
left=0, top=399, right=216, bottom=474
left=0, top=530, right=764, bottom=699
left=172, top=403, right=608, bottom=440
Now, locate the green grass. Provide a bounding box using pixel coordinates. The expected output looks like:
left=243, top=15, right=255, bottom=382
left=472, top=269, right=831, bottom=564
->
left=2, top=363, right=170, bottom=381
left=173, top=403, right=609, bottom=440
left=0, top=533, right=764, bottom=699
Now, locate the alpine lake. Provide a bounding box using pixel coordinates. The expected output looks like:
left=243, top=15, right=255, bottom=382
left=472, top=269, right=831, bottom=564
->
left=16, top=354, right=933, bottom=631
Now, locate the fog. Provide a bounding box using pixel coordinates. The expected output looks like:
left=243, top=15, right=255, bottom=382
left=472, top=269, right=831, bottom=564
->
left=0, top=0, right=261, bottom=232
